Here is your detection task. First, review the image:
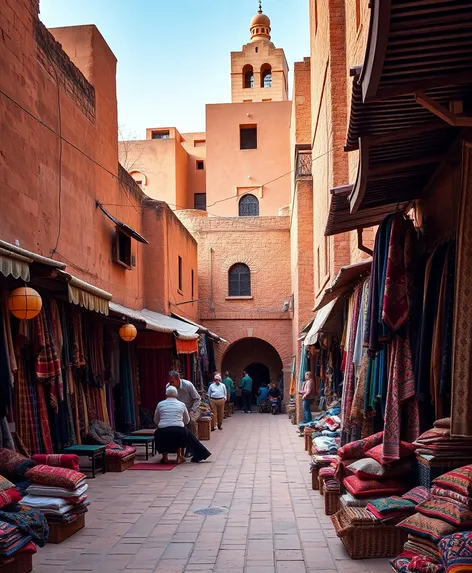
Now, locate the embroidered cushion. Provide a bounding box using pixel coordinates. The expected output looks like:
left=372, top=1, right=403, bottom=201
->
left=366, top=442, right=416, bottom=466
left=0, top=476, right=15, bottom=494
left=338, top=431, right=383, bottom=461
left=367, top=497, right=415, bottom=517
left=344, top=475, right=407, bottom=498
left=432, top=465, right=472, bottom=497
left=416, top=498, right=472, bottom=527
left=431, top=486, right=472, bottom=509
left=0, top=449, right=35, bottom=480
left=31, top=454, right=80, bottom=471
left=347, top=457, right=411, bottom=479
left=397, top=513, right=458, bottom=543
left=25, top=465, right=85, bottom=490
left=434, top=418, right=450, bottom=429
left=0, top=488, right=22, bottom=509
left=403, top=486, right=431, bottom=505
left=439, top=532, right=472, bottom=573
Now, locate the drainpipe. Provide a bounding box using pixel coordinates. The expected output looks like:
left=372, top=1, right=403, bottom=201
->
left=209, top=247, right=215, bottom=311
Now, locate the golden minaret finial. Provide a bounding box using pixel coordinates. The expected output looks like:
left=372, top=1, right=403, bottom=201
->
left=258, top=0, right=263, bottom=14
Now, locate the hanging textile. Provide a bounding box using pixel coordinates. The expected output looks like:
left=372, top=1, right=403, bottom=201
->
left=119, top=341, right=136, bottom=430
left=176, top=338, right=198, bottom=355
left=136, top=332, right=173, bottom=349
left=298, top=346, right=309, bottom=390
left=289, top=357, right=296, bottom=396
left=0, top=305, right=12, bottom=420
left=138, top=349, right=171, bottom=412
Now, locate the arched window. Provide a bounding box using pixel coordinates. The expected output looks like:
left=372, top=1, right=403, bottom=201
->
left=239, top=194, right=259, bottom=217
left=243, top=65, right=254, bottom=89
left=228, top=263, right=251, bottom=297
left=261, top=64, right=272, bottom=88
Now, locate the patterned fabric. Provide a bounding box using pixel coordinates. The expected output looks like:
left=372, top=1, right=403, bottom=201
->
left=391, top=554, right=412, bottom=573
left=343, top=505, right=379, bottom=525
left=319, top=467, right=335, bottom=478
left=406, top=534, right=441, bottom=559
left=25, top=465, right=85, bottom=490
left=407, top=554, right=443, bottom=572
left=340, top=493, right=372, bottom=507
left=431, top=486, right=472, bottom=509
left=347, top=457, right=411, bottom=479
left=417, top=498, right=472, bottom=527
left=435, top=418, right=451, bottom=429
left=383, top=335, right=420, bottom=464
left=366, top=441, right=416, bottom=466
left=0, top=488, right=21, bottom=509
left=397, top=513, right=458, bottom=543
left=439, top=532, right=472, bottom=573
left=433, top=466, right=472, bottom=497
left=0, top=449, right=35, bottom=480
left=35, top=307, right=62, bottom=411
left=105, top=443, right=136, bottom=458
left=0, top=476, right=14, bottom=493
left=31, top=454, right=80, bottom=471
left=344, top=475, right=407, bottom=498
left=0, top=508, right=49, bottom=547
left=367, top=497, right=415, bottom=516
left=338, top=431, right=383, bottom=461
left=403, top=487, right=431, bottom=505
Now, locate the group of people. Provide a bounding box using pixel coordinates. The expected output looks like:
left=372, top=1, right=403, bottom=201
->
left=153, top=369, right=284, bottom=465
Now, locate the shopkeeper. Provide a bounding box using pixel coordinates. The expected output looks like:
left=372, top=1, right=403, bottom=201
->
left=167, top=371, right=201, bottom=434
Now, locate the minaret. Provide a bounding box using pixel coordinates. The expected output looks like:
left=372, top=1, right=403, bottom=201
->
left=230, top=3, right=289, bottom=103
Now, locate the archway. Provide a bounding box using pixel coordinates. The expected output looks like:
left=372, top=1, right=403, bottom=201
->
left=221, top=337, right=283, bottom=404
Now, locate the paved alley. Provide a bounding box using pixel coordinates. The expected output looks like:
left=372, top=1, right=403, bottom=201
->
left=33, top=413, right=390, bottom=573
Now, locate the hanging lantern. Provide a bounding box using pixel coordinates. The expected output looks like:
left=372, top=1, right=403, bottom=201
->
left=8, top=287, right=42, bottom=320
left=119, top=323, right=137, bottom=342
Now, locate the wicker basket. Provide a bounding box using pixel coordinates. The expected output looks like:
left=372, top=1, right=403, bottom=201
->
left=197, top=418, right=212, bottom=441
left=331, top=509, right=407, bottom=559
left=323, top=481, right=341, bottom=515
left=416, top=455, right=471, bottom=488
left=311, top=467, right=320, bottom=490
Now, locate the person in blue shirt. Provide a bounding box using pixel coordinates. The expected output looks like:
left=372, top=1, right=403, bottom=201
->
left=240, top=370, right=253, bottom=413
left=257, top=383, right=270, bottom=405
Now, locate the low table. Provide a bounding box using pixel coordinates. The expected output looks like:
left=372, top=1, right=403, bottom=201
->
left=122, top=435, right=155, bottom=460
left=64, top=445, right=106, bottom=478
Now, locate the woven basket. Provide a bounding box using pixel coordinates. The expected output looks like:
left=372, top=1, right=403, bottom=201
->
left=311, top=467, right=320, bottom=491
left=323, top=481, right=341, bottom=515
left=331, top=509, right=407, bottom=560
left=416, top=455, right=471, bottom=488
left=197, top=418, right=212, bottom=441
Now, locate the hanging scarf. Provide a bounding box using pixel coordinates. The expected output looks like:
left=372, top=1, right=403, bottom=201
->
left=35, top=306, right=62, bottom=410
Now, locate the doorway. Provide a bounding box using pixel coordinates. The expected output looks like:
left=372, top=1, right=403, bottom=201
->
left=246, top=362, right=270, bottom=402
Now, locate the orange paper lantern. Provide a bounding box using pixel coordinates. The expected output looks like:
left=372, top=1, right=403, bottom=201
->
left=8, top=287, right=42, bottom=320
left=119, top=323, right=137, bottom=342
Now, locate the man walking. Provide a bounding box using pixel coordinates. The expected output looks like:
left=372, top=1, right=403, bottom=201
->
left=240, top=370, right=253, bottom=413
left=222, top=371, right=236, bottom=403
left=167, top=371, right=201, bottom=435
left=208, top=374, right=227, bottom=431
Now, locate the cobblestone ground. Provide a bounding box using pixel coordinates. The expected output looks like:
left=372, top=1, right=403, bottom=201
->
left=34, top=412, right=391, bottom=573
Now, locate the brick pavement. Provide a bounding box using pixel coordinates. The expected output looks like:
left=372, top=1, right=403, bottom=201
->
left=33, top=413, right=391, bottom=573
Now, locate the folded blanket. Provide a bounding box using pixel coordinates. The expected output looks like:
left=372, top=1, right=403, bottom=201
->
left=26, top=482, right=88, bottom=499
left=0, top=508, right=49, bottom=547
left=25, top=465, right=85, bottom=490
left=31, top=454, right=80, bottom=471
left=20, top=495, right=70, bottom=510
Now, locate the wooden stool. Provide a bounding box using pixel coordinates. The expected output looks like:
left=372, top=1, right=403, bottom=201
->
left=197, top=418, right=212, bottom=440
left=64, top=445, right=106, bottom=478
left=122, top=435, right=155, bottom=460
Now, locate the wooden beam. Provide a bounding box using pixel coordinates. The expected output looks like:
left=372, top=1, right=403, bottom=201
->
left=368, top=154, right=448, bottom=177
left=367, top=121, right=447, bottom=145
left=415, top=91, right=472, bottom=127
left=349, top=139, right=370, bottom=213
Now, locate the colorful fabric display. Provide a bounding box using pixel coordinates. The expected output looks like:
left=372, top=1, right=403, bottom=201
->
left=0, top=522, right=32, bottom=557
left=416, top=498, right=472, bottom=527
left=404, top=534, right=441, bottom=560
left=403, top=487, right=431, bottom=505
left=433, top=466, right=472, bottom=497
left=340, top=493, right=374, bottom=507
left=366, top=497, right=415, bottom=520
left=0, top=477, right=14, bottom=493
left=319, top=466, right=335, bottom=478
left=25, top=465, right=85, bottom=490
left=347, top=457, right=411, bottom=479
left=0, top=449, right=35, bottom=481
left=25, top=483, right=88, bottom=499
left=344, top=475, right=408, bottom=498
left=366, top=441, right=416, bottom=466
left=439, top=532, right=472, bottom=573
left=0, top=488, right=22, bottom=509
left=397, top=513, right=458, bottom=543
left=105, top=443, right=136, bottom=458
left=431, top=486, right=472, bottom=509
left=342, top=505, right=379, bottom=525
left=408, top=555, right=443, bottom=572
left=338, top=431, right=384, bottom=461
left=0, top=508, right=49, bottom=547
left=31, top=454, right=80, bottom=471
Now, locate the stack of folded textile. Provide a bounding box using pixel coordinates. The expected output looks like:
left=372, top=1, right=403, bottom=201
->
left=391, top=465, right=472, bottom=571
left=414, top=419, right=472, bottom=460
left=0, top=477, right=22, bottom=511
left=21, top=465, right=89, bottom=529
left=0, top=507, right=48, bottom=566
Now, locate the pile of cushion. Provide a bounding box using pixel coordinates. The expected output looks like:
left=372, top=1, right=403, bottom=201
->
left=414, top=419, right=472, bottom=460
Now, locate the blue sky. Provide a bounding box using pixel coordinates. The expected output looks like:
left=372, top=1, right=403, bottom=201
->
left=39, top=0, right=310, bottom=138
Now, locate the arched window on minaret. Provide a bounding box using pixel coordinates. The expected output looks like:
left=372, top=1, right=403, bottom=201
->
left=243, top=64, right=254, bottom=89
left=261, top=64, right=272, bottom=88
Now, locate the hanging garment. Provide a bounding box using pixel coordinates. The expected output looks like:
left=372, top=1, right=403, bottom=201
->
left=439, top=242, right=455, bottom=409
left=120, top=342, right=136, bottom=430
left=0, top=306, right=12, bottom=419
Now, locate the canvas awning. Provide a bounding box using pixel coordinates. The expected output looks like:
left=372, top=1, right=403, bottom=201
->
left=0, top=240, right=66, bottom=282
left=314, top=259, right=372, bottom=312
left=304, top=297, right=344, bottom=348
left=171, top=312, right=227, bottom=344
left=109, top=303, right=199, bottom=340
left=97, top=202, right=148, bottom=244
left=56, top=271, right=112, bottom=315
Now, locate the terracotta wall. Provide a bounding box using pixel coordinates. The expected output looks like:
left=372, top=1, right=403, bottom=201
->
left=205, top=101, right=292, bottom=216
left=181, top=132, right=207, bottom=210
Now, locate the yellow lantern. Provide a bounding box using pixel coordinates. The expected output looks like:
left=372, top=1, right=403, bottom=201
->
left=119, top=323, right=137, bottom=342
left=8, top=287, right=42, bottom=320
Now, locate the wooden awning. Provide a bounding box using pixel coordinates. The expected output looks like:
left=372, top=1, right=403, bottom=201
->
left=97, top=201, right=148, bottom=244
left=344, top=1, right=472, bottom=214
left=314, top=259, right=371, bottom=312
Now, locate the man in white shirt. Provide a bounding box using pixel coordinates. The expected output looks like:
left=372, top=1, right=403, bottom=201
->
left=208, top=374, right=227, bottom=431
left=167, top=371, right=201, bottom=436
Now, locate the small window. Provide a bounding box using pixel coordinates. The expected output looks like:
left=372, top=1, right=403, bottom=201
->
left=261, top=64, right=272, bottom=88
left=178, top=256, right=183, bottom=291
left=356, top=0, right=361, bottom=29
left=194, top=193, right=207, bottom=211
left=255, top=47, right=258, bottom=53
left=152, top=130, right=170, bottom=139
left=243, top=65, right=254, bottom=89
left=115, top=228, right=132, bottom=269
left=240, top=125, right=257, bottom=150
left=194, top=140, right=206, bottom=147
left=243, top=100, right=253, bottom=103
left=228, top=263, right=251, bottom=297
left=196, top=160, right=204, bottom=171
left=191, top=269, right=195, bottom=300
left=262, top=99, right=272, bottom=102
left=239, top=194, right=259, bottom=217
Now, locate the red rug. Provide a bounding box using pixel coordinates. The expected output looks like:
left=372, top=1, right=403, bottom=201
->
left=129, top=463, right=177, bottom=471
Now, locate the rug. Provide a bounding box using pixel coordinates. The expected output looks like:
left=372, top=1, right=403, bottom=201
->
left=128, top=463, right=177, bottom=471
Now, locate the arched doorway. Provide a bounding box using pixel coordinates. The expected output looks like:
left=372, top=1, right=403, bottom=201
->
left=221, top=337, right=283, bottom=404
